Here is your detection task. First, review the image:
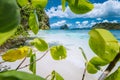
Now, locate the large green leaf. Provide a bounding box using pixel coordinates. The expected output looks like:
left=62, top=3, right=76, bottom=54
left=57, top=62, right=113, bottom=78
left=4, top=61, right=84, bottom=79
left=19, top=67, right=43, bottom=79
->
left=2, top=46, right=30, bottom=62
left=0, top=70, right=45, bottom=80
left=29, top=10, right=39, bottom=34
left=89, top=29, right=119, bottom=62
left=90, top=56, right=108, bottom=66
left=31, top=38, right=48, bottom=52
left=50, top=45, right=67, bottom=60
left=51, top=70, right=64, bottom=80
left=31, top=0, right=48, bottom=9
left=68, top=0, right=94, bottom=14
left=0, top=0, right=20, bottom=45
left=17, top=0, right=29, bottom=7
left=105, top=67, right=120, bottom=80
left=29, top=54, right=36, bottom=74
left=86, top=62, right=98, bottom=74
left=61, top=0, right=66, bottom=11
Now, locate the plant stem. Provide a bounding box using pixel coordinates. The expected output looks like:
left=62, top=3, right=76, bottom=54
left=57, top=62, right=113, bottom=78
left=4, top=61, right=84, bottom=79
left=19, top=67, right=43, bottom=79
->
left=16, top=57, right=27, bottom=70
left=98, top=53, right=120, bottom=80
left=82, top=64, right=87, bottom=80
left=45, top=74, right=51, bottom=80
left=18, top=50, right=49, bottom=70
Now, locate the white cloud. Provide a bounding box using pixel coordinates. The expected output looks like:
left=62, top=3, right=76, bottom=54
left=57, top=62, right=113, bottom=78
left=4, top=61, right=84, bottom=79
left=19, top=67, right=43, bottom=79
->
left=96, top=18, right=102, bottom=20
left=111, top=20, right=118, bottom=23
left=46, top=0, right=120, bottom=18
left=91, top=21, right=97, bottom=25
left=75, top=20, right=90, bottom=28
left=102, top=19, right=109, bottom=23
left=75, top=21, right=80, bottom=24
left=50, top=20, right=66, bottom=27
left=82, top=21, right=89, bottom=25
left=50, top=20, right=72, bottom=28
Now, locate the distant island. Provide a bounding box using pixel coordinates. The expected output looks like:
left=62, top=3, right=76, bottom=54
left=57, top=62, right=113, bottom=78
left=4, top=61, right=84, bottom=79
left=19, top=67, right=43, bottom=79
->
left=60, top=24, right=69, bottom=30
left=92, top=22, right=120, bottom=30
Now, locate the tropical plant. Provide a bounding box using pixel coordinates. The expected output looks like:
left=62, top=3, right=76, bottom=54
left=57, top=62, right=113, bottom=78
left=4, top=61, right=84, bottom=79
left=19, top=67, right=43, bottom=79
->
left=4, top=0, right=120, bottom=80
left=84, top=29, right=120, bottom=80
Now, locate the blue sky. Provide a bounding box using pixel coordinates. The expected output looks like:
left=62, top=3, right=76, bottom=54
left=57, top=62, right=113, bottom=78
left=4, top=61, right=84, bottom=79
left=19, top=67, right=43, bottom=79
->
left=45, top=0, right=120, bottom=29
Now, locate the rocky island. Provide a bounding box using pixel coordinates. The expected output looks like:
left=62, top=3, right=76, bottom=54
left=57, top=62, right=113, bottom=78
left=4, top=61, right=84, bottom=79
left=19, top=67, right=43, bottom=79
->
left=60, top=24, right=69, bottom=30
left=92, top=22, right=120, bottom=30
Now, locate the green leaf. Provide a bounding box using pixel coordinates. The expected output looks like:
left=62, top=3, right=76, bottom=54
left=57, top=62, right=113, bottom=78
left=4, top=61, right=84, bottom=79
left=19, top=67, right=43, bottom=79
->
left=89, top=29, right=119, bottom=62
left=29, top=54, right=36, bottom=74
left=17, top=0, right=29, bottom=7
left=50, top=45, right=67, bottom=60
left=0, top=70, right=45, bottom=80
left=27, top=49, right=33, bottom=57
left=51, top=70, right=64, bottom=80
left=90, top=56, right=108, bottom=66
left=31, top=0, right=48, bottom=9
left=2, top=46, right=30, bottom=62
left=86, top=62, right=98, bottom=74
left=0, top=0, right=20, bottom=45
left=61, top=0, right=66, bottom=11
left=31, top=38, right=48, bottom=52
left=68, top=0, right=94, bottom=14
left=29, top=10, right=39, bottom=34
left=105, top=67, right=120, bottom=80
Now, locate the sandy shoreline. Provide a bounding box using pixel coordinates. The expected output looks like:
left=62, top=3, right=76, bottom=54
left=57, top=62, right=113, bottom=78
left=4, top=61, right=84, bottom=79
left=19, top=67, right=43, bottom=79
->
left=1, top=46, right=97, bottom=80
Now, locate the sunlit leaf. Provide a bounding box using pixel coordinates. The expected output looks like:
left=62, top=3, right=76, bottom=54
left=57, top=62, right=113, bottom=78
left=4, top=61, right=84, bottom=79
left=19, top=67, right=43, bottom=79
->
left=90, top=56, right=109, bottom=66
left=105, top=67, right=120, bottom=80
left=2, top=46, right=30, bottom=62
left=29, top=54, right=36, bottom=74
left=51, top=70, right=64, bottom=80
left=29, top=10, right=39, bottom=34
left=89, top=29, right=119, bottom=62
left=31, top=0, right=48, bottom=9
left=62, top=0, right=66, bottom=11
left=0, top=70, right=45, bottom=80
left=31, top=38, right=48, bottom=52
left=17, top=0, right=29, bottom=7
left=0, top=0, right=20, bottom=45
left=68, top=0, right=94, bottom=14
left=86, top=62, right=98, bottom=74
left=27, top=49, right=33, bottom=57
left=50, top=45, right=67, bottom=60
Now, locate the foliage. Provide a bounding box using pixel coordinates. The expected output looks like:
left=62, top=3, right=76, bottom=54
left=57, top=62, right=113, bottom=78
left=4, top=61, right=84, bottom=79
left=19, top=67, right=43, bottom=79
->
left=51, top=70, right=64, bottom=80
left=2, top=46, right=30, bottom=62
left=0, top=0, right=20, bottom=45
left=50, top=45, right=67, bottom=60
left=31, top=38, right=48, bottom=52
left=29, top=10, right=39, bottom=34
left=62, top=0, right=94, bottom=14
left=29, top=53, right=36, bottom=74
left=85, top=29, right=120, bottom=80
left=0, top=70, right=45, bottom=80
left=0, top=0, right=97, bottom=80
left=105, top=67, right=120, bottom=80
left=86, top=29, right=120, bottom=74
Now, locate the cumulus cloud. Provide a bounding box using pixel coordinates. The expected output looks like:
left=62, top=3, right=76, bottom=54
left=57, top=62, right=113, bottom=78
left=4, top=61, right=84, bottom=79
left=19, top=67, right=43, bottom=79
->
left=50, top=20, right=66, bottom=27
left=96, top=18, right=102, bottom=21
left=102, top=19, right=109, bottom=22
left=50, top=20, right=72, bottom=28
left=46, top=0, right=120, bottom=18
left=75, top=21, right=80, bottom=24
left=111, top=20, right=118, bottom=23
